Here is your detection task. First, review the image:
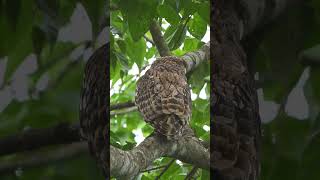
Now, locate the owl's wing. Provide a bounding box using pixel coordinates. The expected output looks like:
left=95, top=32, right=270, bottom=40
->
left=79, top=44, right=109, bottom=176
left=136, top=68, right=191, bottom=138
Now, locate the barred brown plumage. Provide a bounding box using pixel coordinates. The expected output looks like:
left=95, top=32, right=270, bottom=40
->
left=79, top=43, right=109, bottom=177
left=135, top=56, right=192, bottom=140
left=211, top=1, right=261, bottom=180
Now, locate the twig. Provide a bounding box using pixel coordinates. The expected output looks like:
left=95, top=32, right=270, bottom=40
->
left=155, top=159, right=176, bottom=180
left=0, top=123, right=80, bottom=156
left=149, top=20, right=171, bottom=57
left=141, top=165, right=167, bottom=173
left=185, top=166, right=198, bottom=180
left=110, top=106, right=138, bottom=116
left=110, top=101, right=135, bottom=111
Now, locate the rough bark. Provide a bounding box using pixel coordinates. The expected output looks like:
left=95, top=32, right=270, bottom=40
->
left=0, top=142, right=87, bottom=175
left=211, top=0, right=302, bottom=179
left=0, top=123, right=80, bottom=156
left=111, top=130, right=209, bottom=179
left=149, top=20, right=171, bottom=57
left=212, top=2, right=261, bottom=180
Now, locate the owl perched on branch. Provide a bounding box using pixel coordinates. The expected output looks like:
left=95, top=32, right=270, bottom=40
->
left=80, top=43, right=109, bottom=177
left=135, top=56, right=192, bottom=140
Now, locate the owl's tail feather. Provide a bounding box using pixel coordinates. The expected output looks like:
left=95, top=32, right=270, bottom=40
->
left=153, top=114, right=184, bottom=140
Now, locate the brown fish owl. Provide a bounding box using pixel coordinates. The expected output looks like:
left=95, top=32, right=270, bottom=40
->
left=135, top=56, right=192, bottom=140
left=80, top=44, right=109, bottom=177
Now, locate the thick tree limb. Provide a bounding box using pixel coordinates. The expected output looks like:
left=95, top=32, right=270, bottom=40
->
left=0, top=142, right=87, bottom=175
left=110, top=132, right=209, bottom=179
left=182, top=41, right=210, bottom=73
left=0, top=123, right=80, bottom=156
left=0, top=100, right=136, bottom=157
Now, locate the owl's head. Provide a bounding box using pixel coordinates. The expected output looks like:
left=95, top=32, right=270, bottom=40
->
left=151, top=56, right=187, bottom=74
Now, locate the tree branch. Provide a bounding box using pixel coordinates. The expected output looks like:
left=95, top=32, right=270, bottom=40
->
left=141, top=165, right=167, bottom=173
left=110, top=131, right=209, bottom=179
left=0, top=123, right=80, bottom=156
left=182, top=41, right=210, bottom=73
left=110, top=101, right=135, bottom=111
left=149, top=20, right=171, bottom=57
left=0, top=142, right=88, bottom=175
left=185, top=166, right=199, bottom=180
left=110, top=106, right=138, bottom=116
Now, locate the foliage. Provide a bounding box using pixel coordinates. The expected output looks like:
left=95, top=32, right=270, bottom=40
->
left=110, top=0, right=210, bottom=178
left=0, top=0, right=105, bottom=179
left=253, top=3, right=320, bottom=180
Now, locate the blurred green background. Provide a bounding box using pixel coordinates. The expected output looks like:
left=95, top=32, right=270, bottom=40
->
left=250, top=1, right=320, bottom=179
left=0, top=0, right=106, bottom=179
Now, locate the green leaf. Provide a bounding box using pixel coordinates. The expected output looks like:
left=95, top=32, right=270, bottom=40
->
left=201, top=170, right=210, bottom=180
left=110, top=49, right=120, bottom=82
left=300, top=44, right=320, bottom=65
left=197, top=2, right=210, bottom=24
left=146, top=46, right=156, bottom=59
left=114, top=51, right=130, bottom=71
left=119, top=0, right=158, bottom=41
left=1, top=0, right=37, bottom=81
left=187, top=13, right=207, bottom=40
left=124, top=35, right=146, bottom=68
left=116, top=39, right=127, bottom=53
left=180, top=0, right=196, bottom=17
left=122, top=141, right=137, bottom=150
left=80, top=0, right=105, bottom=35
left=157, top=4, right=180, bottom=25
left=163, top=0, right=179, bottom=12
left=32, top=26, right=46, bottom=56
left=111, top=12, right=125, bottom=36
left=188, top=61, right=209, bottom=94
left=164, top=23, right=187, bottom=51
left=5, top=0, right=21, bottom=30
left=5, top=35, right=33, bottom=81
left=299, top=129, right=320, bottom=179
left=58, top=0, right=77, bottom=25
left=183, top=38, right=200, bottom=52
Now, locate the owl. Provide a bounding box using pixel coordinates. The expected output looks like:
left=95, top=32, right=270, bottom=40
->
left=135, top=56, right=192, bottom=140
left=79, top=43, right=109, bottom=177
